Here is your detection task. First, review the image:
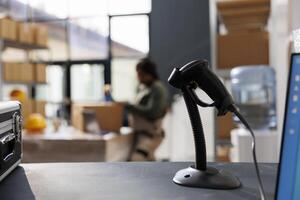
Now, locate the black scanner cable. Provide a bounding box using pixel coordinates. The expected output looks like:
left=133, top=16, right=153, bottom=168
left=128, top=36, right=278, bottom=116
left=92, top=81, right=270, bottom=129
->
left=229, top=105, right=267, bottom=200
left=185, top=86, right=267, bottom=200
left=168, top=60, right=267, bottom=199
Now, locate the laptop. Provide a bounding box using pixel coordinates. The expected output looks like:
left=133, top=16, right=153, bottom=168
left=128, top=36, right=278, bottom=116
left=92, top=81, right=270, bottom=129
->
left=276, top=53, right=300, bottom=199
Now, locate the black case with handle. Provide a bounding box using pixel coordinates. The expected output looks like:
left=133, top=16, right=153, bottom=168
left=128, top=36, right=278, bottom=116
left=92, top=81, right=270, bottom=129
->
left=0, top=101, right=22, bottom=182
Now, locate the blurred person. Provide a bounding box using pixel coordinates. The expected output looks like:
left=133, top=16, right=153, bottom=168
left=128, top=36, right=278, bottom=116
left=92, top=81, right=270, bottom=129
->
left=124, top=58, right=168, bottom=161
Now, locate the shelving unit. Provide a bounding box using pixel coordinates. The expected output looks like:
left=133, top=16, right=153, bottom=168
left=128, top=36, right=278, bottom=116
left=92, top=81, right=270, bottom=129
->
left=0, top=38, right=48, bottom=50
left=212, top=0, right=271, bottom=162
left=0, top=38, right=48, bottom=100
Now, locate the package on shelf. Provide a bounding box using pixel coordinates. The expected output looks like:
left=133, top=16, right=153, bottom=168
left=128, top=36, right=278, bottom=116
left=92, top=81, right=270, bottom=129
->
left=217, top=112, right=236, bottom=139
left=217, top=0, right=270, bottom=33
left=17, top=22, right=34, bottom=44
left=72, top=102, right=124, bottom=133
left=19, top=98, right=34, bottom=120
left=34, top=100, right=46, bottom=116
left=3, top=62, right=19, bottom=82
left=32, top=24, right=48, bottom=47
left=34, top=64, right=47, bottom=83
left=2, top=62, right=35, bottom=83
left=10, top=98, right=46, bottom=119
left=217, top=31, right=269, bottom=69
left=3, top=62, right=13, bottom=81
left=0, top=16, right=17, bottom=40
left=20, top=63, right=34, bottom=83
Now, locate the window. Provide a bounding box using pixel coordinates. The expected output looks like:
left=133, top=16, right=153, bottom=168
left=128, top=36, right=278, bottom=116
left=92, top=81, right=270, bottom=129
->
left=35, top=65, right=65, bottom=118
left=108, top=0, right=151, bottom=15
left=2, top=1, right=151, bottom=118
left=39, top=65, right=64, bottom=102
left=110, top=14, right=150, bottom=102
left=111, top=15, right=149, bottom=57
left=71, top=64, right=105, bottom=102
left=69, top=17, right=109, bottom=60
left=112, top=59, right=138, bottom=102
left=29, top=0, right=69, bottom=20
left=8, top=0, right=28, bottom=20
left=69, top=0, right=108, bottom=17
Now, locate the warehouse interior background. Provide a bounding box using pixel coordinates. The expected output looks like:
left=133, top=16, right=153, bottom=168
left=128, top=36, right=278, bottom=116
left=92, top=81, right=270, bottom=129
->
left=0, top=0, right=299, bottom=163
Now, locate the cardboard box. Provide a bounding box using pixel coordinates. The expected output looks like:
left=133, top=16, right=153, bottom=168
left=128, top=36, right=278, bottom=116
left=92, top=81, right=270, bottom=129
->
left=217, top=0, right=270, bottom=32
left=217, top=113, right=236, bottom=139
left=3, top=63, right=36, bottom=83
left=72, top=103, right=124, bottom=132
left=18, top=23, right=34, bottom=44
left=0, top=17, right=17, bottom=40
left=35, top=64, right=47, bottom=83
left=217, top=32, right=269, bottom=69
left=34, top=100, right=46, bottom=116
left=9, top=98, right=45, bottom=119
left=3, top=63, right=12, bottom=81
left=21, top=63, right=34, bottom=83
left=0, top=17, right=10, bottom=39
left=14, top=63, right=22, bottom=82
left=217, top=0, right=269, bottom=10
left=7, top=18, right=17, bottom=40
left=19, top=99, right=34, bottom=120
left=32, top=24, right=48, bottom=47
left=2, top=62, right=23, bottom=82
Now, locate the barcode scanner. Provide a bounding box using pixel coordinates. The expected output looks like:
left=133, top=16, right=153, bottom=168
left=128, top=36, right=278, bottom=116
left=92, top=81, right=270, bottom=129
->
left=168, top=60, right=266, bottom=199
left=168, top=60, right=234, bottom=116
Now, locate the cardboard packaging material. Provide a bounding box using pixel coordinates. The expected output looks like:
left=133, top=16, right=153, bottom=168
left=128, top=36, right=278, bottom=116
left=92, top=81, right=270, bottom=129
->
left=3, top=62, right=40, bottom=83
left=217, top=113, right=236, bottom=139
left=34, top=100, right=46, bottom=116
left=217, top=32, right=269, bottom=69
left=217, top=0, right=270, bottom=32
left=18, top=23, right=34, bottom=44
left=0, top=17, right=10, bottom=39
left=3, top=63, right=12, bottom=81
left=0, top=17, right=17, bottom=40
left=32, top=24, right=48, bottom=47
left=35, top=64, right=47, bottom=83
left=3, top=62, right=20, bottom=82
left=21, top=63, right=34, bottom=83
left=20, top=99, right=34, bottom=120
left=9, top=98, right=45, bottom=119
left=72, top=103, right=124, bottom=133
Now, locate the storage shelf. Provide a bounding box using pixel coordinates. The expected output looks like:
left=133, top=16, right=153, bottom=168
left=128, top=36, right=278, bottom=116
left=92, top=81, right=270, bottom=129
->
left=0, top=39, right=48, bottom=50
left=3, top=81, right=47, bottom=85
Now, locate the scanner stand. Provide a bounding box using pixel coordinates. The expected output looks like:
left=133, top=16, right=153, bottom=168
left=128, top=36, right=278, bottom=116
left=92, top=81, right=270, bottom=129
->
left=172, top=86, right=241, bottom=189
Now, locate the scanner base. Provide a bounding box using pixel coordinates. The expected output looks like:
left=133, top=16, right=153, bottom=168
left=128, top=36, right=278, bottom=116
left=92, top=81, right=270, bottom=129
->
left=173, top=166, right=241, bottom=189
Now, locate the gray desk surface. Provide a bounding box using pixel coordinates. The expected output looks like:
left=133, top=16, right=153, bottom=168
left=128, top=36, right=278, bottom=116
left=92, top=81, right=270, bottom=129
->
left=0, top=162, right=277, bottom=200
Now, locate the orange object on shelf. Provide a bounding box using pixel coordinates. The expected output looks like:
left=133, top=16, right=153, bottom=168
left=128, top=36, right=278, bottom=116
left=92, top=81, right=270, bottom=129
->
left=10, top=89, right=27, bottom=101
left=25, top=113, right=47, bottom=134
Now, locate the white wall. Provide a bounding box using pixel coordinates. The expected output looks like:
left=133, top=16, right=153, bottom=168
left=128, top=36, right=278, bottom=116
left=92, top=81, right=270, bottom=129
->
left=291, top=0, right=300, bottom=30
left=269, top=0, right=291, bottom=155
left=156, top=90, right=215, bottom=162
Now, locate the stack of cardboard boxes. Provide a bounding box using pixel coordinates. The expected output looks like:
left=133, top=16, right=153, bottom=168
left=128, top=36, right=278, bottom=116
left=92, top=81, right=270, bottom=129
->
left=3, top=63, right=47, bottom=119
left=0, top=17, right=17, bottom=41
left=3, top=63, right=46, bottom=83
left=216, top=0, right=270, bottom=161
left=0, top=16, right=48, bottom=47
left=217, top=0, right=270, bottom=69
left=20, top=99, right=46, bottom=119
left=0, top=16, right=49, bottom=120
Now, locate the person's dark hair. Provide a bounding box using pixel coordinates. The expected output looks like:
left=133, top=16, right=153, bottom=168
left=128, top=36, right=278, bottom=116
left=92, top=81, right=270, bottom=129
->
left=136, top=58, right=159, bottom=80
